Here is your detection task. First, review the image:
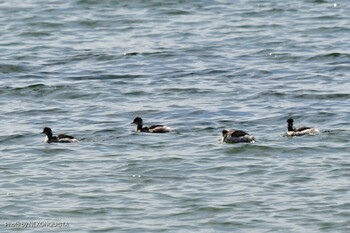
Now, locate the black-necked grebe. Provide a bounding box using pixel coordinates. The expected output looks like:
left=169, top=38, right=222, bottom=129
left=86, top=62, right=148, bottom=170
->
left=285, top=118, right=320, bottom=136
left=221, top=129, right=255, bottom=143
left=42, top=127, right=78, bottom=143
left=131, top=117, right=171, bottom=133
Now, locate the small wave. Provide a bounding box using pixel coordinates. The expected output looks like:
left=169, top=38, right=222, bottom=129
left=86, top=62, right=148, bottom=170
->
left=1, top=84, right=68, bottom=98
left=162, top=87, right=211, bottom=95
left=13, top=83, right=48, bottom=90
left=19, top=31, right=52, bottom=37
left=67, top=74, right=142, bottom=80
left=257, top=90, right=349, bottom=100
left=0, top=63, right=29, bottom=73
left=164, top=9, right=191, bottom=15
left=0, top=134, right=26, bottom=144
left=293, top=93, right=350, bottom=100
left=307, top=52, right=350, bottom=61
left=256, top=90, right=287, bottom=98
left=310, top=0, right=327, bottom=3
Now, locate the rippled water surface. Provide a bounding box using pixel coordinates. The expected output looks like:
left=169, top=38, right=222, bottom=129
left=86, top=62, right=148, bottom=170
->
left=1, top=0, right=349, bottom=232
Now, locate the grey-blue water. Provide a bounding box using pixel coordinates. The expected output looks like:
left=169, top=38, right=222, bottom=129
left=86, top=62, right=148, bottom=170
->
left=1, top=0, right=349, bottom=232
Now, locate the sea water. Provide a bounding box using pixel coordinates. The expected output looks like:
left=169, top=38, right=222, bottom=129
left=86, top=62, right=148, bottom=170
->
left=1, top=0, right=349, bottom=232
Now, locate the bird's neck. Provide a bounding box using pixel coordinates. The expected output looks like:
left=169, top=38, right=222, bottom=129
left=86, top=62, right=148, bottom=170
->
left=47, top=133, right=53, bottom=140
left=137, top=124, right=143, bottom=131
left=288, top=123, right=294, bottom=131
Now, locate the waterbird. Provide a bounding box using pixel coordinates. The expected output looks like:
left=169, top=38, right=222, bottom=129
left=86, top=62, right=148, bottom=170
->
left=221, top=129, right=255, bottom=143
left=131, top=117, right=171, bottom=133
left=42, top=127, right=78, bottom=143
left=285, top=118, right=320, bottom=136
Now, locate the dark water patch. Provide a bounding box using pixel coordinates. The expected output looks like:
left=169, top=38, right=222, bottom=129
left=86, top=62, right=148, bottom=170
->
left=161, top=9, right=191, bottom=16
left=28, top=20, right=64, bottom=29
left=255, top=90, right=287, bottom=99
left=123, top=50, right=185, bottom=58
left=122, top=90, right=149, bottom=96
left=196, top=69, right=229, bottom=76
left=217, top=110, right=256, bottom=123
left=224, top=143, right=260, bottom=154
left=1, top=84, right=78, bottom=99
left=139, top=51, right=181, bottom=58
left=46, top=51, right=119, bottom=64
left=73, top=0, right=102, bottom=7
left=162, top=87, right=212, bottom=95
left=301, top=14, right=345, bottom=21
left=321, top=129, right=348, bottom=135
left=47, top=88, right=102, bottom=101
left=0, top=134, right=27, bottom=144
left=79, top=129, right=131, bottom=144
left=312, top=26, right=350, bottom=34
left=67, top=74, right=142, bottom=80
left=327, top=65, right=350, bottom=72
left=1, top=86, right=34, bottom=97
left=240, top=6, right=292, bottom=18
left=73, top=52, right=119, bottom=62
left=76, top=19, right=111, bottom=29
left=257, top=90, right=350, bottom=100
left=137, top=172, right=188, bottom=182
left=16, top=74, right=45, bottom=79
left=14, top=83, right=46, bottom=89
left=19, top=31, right=52, bottom=38
left=161, top=70, right=196, bottom=79
left=57, top=207, right=110, bottom=216
left=0, top=63, right=30, bottom=73
left=33, top=147, right=76, bottom=156
left=307, top=0, right=327, bottom=3
left=307, top=52, right=350, bottom=61
left=286, top=175, right=316, bottom=184
left=292, top=92, right=350, bottom=100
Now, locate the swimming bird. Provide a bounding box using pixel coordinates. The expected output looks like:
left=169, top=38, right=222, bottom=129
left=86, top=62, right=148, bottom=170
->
left=285, top=118, right=320, bottom=136
left=221, top=129, right=255, bottom=143
left=42, top=127, right=78, bottom=143
left=131, top=117, right=171, bottom=133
